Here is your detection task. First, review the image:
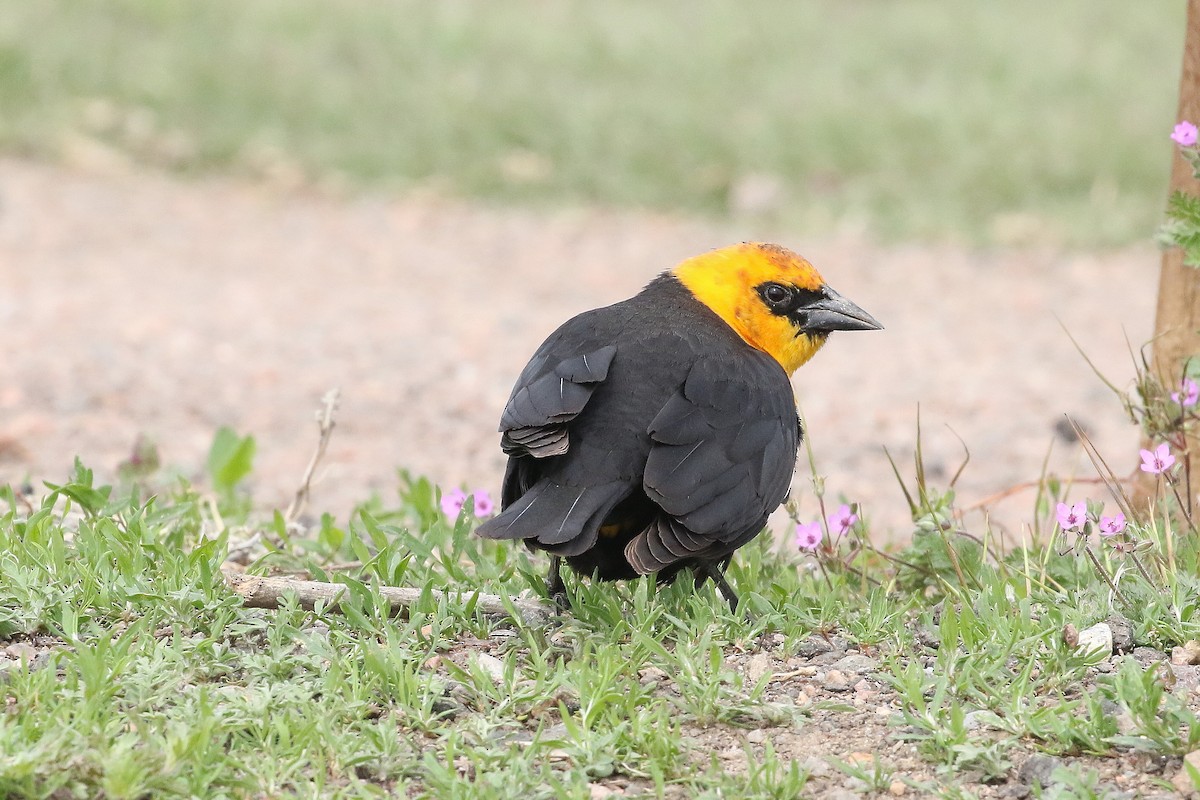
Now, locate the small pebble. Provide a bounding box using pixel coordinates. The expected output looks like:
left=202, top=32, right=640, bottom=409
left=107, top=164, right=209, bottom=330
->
left=3, top=643, right=36, bottom=662
left=1172, top=640, right=1200, bottom=666
left=1019, top=755, right=1064, bottom=788
left=474, top=653, right=506, bottom=685
left=639, top=666, right=668, bottom=682
left=1172, top=749, right=1200, bottom=793
left=822, top=669, right=852, bottom=691
left=1107, top=614, right=1135, bottom=653
left=1076, top=623, right=1113, bottom=658
left=963, top=709, right=991, bottom=731
left=747, top=652, right=773, bottom=683
left=832, top=653, right=877, bottom=673
left=1133, top=646, right=1169, bottom=664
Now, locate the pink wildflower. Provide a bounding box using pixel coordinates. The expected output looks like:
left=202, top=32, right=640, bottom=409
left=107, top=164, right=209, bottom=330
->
left=1055, top=501, right=1087, bottom=531
left=440, top=488, right=467, bottom=518
left=1173, top=121, right=1199, bottom=147
left=1139, top=443, right=1176, bottom=474
left=795, top=521, right=823, bottom=550
left=1097, top=512, right=1126, bottom=537
left=827, top=504, right=858, bottom=538
left=472, top=490, right=495, bottom=517
left=1171, top=377, right=1199, bottom=407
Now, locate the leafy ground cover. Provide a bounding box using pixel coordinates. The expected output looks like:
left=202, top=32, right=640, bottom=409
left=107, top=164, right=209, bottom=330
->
left=0, top=0, right=1182, bottom=244
left=3, top=412, right=1200, bottom=798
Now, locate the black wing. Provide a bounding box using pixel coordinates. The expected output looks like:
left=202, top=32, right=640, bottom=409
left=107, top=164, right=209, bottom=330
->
left=478, top=319, right=628, bottom=549
left=498, top=340, right=617, bottom=459
left=626, top=352, right=798, bottom=574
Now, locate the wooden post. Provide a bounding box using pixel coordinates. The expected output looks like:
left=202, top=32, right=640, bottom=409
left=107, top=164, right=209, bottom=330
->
left=1139, top=0, right=1200, bottom=511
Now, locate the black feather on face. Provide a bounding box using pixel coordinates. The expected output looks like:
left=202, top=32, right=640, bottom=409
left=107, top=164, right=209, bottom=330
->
left=755, top=281, right=882, bottom=335
left=755, top=281, right=826, bottom=331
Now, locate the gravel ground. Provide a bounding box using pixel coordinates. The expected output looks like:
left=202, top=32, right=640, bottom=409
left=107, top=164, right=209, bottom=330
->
left=0, top=158, right=1157, bottom=538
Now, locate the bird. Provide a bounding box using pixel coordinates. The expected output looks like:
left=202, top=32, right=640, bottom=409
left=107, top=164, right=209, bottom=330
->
left=476, top=242, right=881, bottom=611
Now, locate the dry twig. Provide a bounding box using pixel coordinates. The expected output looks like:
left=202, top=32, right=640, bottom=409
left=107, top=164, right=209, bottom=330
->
left=286, top=388, right=341, bottom=523
left=222, top=566, right=555, bottom=627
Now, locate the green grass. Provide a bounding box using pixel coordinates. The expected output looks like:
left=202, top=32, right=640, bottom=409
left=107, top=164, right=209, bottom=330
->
left=0, top=0, right=1184, bottom=244
left=3, top=430, right=1200, bottom=797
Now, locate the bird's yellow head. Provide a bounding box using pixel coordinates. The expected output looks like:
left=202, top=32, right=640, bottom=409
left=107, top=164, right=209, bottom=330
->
left=672, top=243, right=881, bottom=375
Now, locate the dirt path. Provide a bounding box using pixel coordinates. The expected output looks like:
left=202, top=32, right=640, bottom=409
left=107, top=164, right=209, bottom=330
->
left=0, top=159, right=1156, bottom=538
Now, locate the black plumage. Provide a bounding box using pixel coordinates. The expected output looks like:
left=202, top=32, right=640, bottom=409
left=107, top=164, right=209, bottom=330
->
left=476, top=274, right=798, bottom=599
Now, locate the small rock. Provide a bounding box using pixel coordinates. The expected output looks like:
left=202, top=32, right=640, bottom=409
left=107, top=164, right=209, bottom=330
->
left=745, top=729, right=766, bottom=744
left=1172, top=750, right=1200, bottom=793
left=1075, top=623, right=1113, bottom=658
left=832, top=654, right=877, bottom=673
left=1062, top=623, right=1079, bottom=649
left=963, top=709, right=992, bottom=731
left=747, top=652, right=773, bottom=683
left=888, top=780, right=907, bottom=796
left=4, top=643, right=36, bottom=662
left=916, top=632, right=940, bottom=652
left=799, top=756, right=831, bottom=778
left=1133, top=753, right=1172, bottom=775
left=639, top=666, right=668, bottom=684
left=822, top=670, right=852, bottom=692
left=475, top=653, right=507, bottom=685
left=810, top=651, right=845, bottom=666
left=795, top=637, right=835, bottom=659
left=1172, top=641, right=1200, bottom=666
left=1019, top=755, right=1065, bottom=788
left=1107, top=615, right=1135, bottom=653
left=589, top=784, right=622, bottom=799
left=796, top=633, right=844, bottom=662
left=1173, top=664, right=1200, bottom=693
left=1133, top=646, right=1170, bottom=665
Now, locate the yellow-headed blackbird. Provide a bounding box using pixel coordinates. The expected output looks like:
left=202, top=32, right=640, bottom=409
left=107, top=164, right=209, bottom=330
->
left=477, top=243, right=880, bottom=609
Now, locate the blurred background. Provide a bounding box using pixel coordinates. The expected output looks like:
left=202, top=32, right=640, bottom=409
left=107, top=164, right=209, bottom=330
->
left=0, top=1, right=1186, bottom=538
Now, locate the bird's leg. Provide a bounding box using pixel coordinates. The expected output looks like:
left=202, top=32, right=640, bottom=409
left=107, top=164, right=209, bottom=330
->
left=546, top=555, right=570, bottom=610
left=699, top=562, right=740, bottom=613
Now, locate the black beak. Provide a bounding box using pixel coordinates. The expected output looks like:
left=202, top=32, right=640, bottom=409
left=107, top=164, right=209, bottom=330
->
left=801, top=286, right=883, bottom=333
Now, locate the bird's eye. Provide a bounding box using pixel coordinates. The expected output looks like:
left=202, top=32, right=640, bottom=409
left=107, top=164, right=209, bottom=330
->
left=763, top=283, right=789, bottom=305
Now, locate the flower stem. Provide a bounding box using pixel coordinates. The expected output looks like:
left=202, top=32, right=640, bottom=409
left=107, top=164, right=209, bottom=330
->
left=1129, top=551, right=1162, bottom=589
left=1166, top=474, right=1197, bottom=535
left=1083, top=544, right=1133, bottom=610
